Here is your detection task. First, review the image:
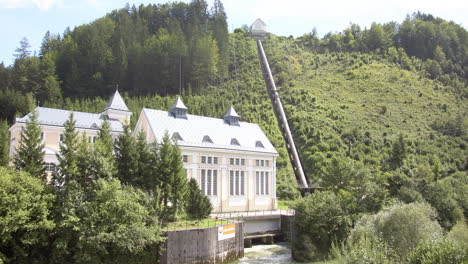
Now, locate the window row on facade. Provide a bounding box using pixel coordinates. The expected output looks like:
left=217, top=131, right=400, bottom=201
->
left=183, top=155, right=271, bottom=168
left=198, top=169, right=270, bottom=197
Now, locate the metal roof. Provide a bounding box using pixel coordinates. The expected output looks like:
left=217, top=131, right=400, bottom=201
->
left=142, top=108, right=278, bottom=155
left=104, top=90, right=130, bottom=112
left=171, top=96, right=188, bottom=110
left=16, top=107, right=124, bottom=132
left=224, top=105, right=240, bottom=118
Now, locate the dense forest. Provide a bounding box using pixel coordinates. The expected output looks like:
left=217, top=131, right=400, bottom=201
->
left=0, top=0, right=467, bottom=263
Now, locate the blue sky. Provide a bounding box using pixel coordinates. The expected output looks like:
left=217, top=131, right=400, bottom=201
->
left=0, top=0, right=467, bottom=66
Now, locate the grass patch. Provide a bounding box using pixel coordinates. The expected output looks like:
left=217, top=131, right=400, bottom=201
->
left=165, top=218, right=232, bottom=231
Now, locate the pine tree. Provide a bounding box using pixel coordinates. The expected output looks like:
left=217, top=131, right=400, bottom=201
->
left=14, top=110, right=46, bottom=179
left=391, top=133, right=407, bottom=169
left=76, top=133, right=92, bottom=187
left=158, top=133, right=173, bottom=209
left=0, top=119, right=9, bottom=166
left=170, top=138, right=188, bottom=217
left=185, top=178, right=212, bottom=220
left=55, top=113, right=79, bottom=187
left=90, top=120, right=116, bottom=181
left=115, top=124, right=137, bottom=185
left=135, top=131, right=156, bottom=191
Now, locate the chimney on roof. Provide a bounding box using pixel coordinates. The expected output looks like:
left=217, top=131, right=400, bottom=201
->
left=170, top=96, right=188, bottom=119
left=224, top=105, right=240, bottom=126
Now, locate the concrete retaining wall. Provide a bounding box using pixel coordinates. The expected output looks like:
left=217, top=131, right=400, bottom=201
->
left=161, top=222, right=244, bottom=264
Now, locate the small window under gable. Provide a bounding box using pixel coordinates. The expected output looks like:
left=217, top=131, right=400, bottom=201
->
left=255, top=140, right=265, bottom=148
left=202, top=135, right=213, bottom=143
left=91, top=123, right=99, bottom=129
left=172, top=132, right=183, bottom=141
left=230, top=138, right=240, bottom=146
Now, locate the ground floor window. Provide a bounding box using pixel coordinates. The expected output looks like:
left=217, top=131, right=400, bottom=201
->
left=200, top=169, right=217, bottom=196
left=256, top=171, right=269, bottom=195
left=229, top=170, right=245, bottom=195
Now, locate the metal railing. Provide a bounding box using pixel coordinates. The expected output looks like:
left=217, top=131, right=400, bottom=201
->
left=210, top=209, right=295, bottom=219
left=163, top=219, right=238, bottom=232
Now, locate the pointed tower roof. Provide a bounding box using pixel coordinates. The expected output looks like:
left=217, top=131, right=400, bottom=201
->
left=224, top=105, right=240, bottom=126
left=104, top=90, right=130, bottom=112
left=224, top=105, right=240, bottom=118
left=170, top=96, right=188, bottom=119
left=171, top=96, right=188, bottom=110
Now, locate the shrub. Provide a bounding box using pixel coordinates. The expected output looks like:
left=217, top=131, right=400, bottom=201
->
left=408, top=239, right=467, bottom=264
left=291, top=191, right=351, bottom=262
left=0, top=167, right=55, bottom=263
left=350, top=202, right=442, bottom=260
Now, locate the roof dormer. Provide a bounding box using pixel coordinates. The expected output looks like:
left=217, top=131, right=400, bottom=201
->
left=170, top=97, right=188, bottom=119
left=224, top=105, right=240, bottom=126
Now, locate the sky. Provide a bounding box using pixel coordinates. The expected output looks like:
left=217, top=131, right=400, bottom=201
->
left=0, top=0, right=467, bottom=66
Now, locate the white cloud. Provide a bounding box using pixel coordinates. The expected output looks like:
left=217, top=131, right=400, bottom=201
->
left=0, top=0, right=62, bottom=10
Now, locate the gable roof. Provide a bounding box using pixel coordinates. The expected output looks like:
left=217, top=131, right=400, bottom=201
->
left=104, top=90, right=130, bottom=112
left=251, top=18, right=267, bottom=31
left=15, top=107, right=124, bottom=132
left=142, top=108, right=278, bottom=155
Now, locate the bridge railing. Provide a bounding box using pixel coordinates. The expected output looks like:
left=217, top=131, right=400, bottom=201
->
left=163, top=218, right=239, bottom=232
left=210, top=209, right=295, bottom=219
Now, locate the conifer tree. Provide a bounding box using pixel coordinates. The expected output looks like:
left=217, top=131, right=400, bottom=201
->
left=135, top=131, right=156, bottom=191
left=115, top=124, right=137, bottom=185
left=55, top=113, right=79, bottom=187
left=186, top=178, right=212, bottom=220
left=158, top=133, right=173, bottom=209
left=0, top=119, right=9, bottom=166
left=76, top=133, right=92, bottom=187
left=90, top=120, right=116, bottom=181
left=14, top=110, right=46, bottom=179
left=170, top=138, right=188, bottom=217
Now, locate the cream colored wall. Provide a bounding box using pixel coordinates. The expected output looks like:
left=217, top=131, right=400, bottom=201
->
left=180, top=147, right=278, bottom=213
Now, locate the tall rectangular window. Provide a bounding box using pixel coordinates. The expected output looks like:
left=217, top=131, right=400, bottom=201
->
left=230, top=171, right=234, bottom=195
left=241, top=159, right=245, bottom=166
left=256, top=172, right=260, bottom=195
left=183, top=155, right=188, bottom=163
left=201, top=156, right=206, bottom=164
left=213, top=157, right=218, bottom=164
left=235, top=158, right=240, bottom=165
left=207, top=170, right=212, bottom=195
left=213, top=170, right=217, bottom=195
left=265, top=172, right=269, bottom=195
left=235, top=171, right=239, bottom=195
left=208, top=156, right=212, bottom=164
left=201, top=169, right=206, bottom=194
left=230, top=158, right=234, bottom=165
left=261, top=172, right=264, bottom=195
left=266, top=160, right=269, bottom=167
left=256, top=160, right=259, bottom=166
left=240, top=171, right=245, bottom=195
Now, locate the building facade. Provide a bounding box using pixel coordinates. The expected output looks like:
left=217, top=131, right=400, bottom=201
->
left=9, top=90, right=131, bottom=176
left=134, top=97, right=279, bottom=212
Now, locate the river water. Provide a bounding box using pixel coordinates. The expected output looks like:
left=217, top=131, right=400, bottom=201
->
left=229, top=243, right=300, bottom=264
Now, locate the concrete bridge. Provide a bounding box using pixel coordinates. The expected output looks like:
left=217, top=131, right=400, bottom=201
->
left=211, top=210, right=295, bottom=243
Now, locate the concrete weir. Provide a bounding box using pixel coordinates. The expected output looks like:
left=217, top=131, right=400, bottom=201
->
left=160, top=222, right=244, bottom=264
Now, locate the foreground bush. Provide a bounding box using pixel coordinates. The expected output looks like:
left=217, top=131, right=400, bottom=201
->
left=408, top=239, right=467, bottom=264
left=0, top=167, right=55, bottom=263
left=52, top=179, right=163, bottom=264
left=291, top=191, right=351, bottom=262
